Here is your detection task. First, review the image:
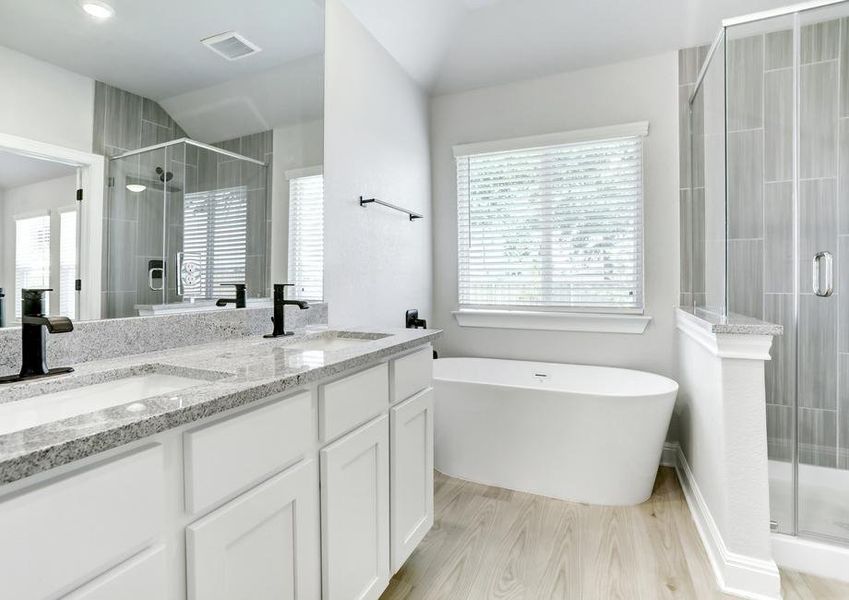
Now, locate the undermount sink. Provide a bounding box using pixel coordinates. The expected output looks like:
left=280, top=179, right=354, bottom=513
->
left=0, top=372, right=213, bottom=436
left=282, top=331, right=390, bottom=353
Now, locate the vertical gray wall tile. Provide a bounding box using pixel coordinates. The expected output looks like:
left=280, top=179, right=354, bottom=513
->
left=727, top=130, right=764, bottom=239
left=680, top=189, right=692, bottom=294
left=841, top=18, right=849, bottom=118
left=692, top=187, right=706, bottom=295
left=801, top=20, right=840, bottom=64
left=765, top=30, right=793, bottom=70
left=799, top=293, right=837, bottom=409
left=767, top=403, right=793, bottom=461
left=765, top=293, right=796, bottom=407
left=799, top=178, right=838, bottom=289
left=840, top=119, right=849, bottom=233
left=728, top=239, right=764, bottom=318
left=764, top=182, right=794, bottom=293
left=764, top=68, right=794, bottom=182
left=727, top=35, right=764, bottom=131
left=840, top=354, right=849, bottom=468
left=840, top=236, right=849, bottom=353
left=801, top=61, right=838, bottom=179
left=798, top=408, right=837, bottom=466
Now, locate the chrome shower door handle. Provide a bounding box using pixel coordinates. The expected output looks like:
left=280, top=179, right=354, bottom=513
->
left=176, top=252, right=184, bottom=296
left=148, top=267, right=164, bottom=291
left=812, top=251, right=833, bottom=297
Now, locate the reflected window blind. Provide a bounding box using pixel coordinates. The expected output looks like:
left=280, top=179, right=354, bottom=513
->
left=59, top=210, right=77, bottom=318
left=456, top=134, right=644, bottom=311
left=288, top=173, right=324, bottom=301
left=15, top=215, right=51, bottom=319
left=183, top=186, right=248, bottom=299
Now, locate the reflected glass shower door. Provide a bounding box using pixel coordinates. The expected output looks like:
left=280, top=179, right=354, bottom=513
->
left=796, top=3, right=849, bottom=543
left=105, top=146, right=168, bottom=318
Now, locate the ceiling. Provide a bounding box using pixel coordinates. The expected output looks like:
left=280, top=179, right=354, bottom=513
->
left=0, top=0, right=324, bottom=100
left=343, top=0, right=802, bottom=93
left=0, top=152, right=76, bottom=190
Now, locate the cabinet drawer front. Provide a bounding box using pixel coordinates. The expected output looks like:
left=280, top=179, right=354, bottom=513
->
left=320, top=363, right=388, bottom=443
left=187, top=459, right=320, bottom=600
left=64, top=546, right=166, bottom=600
left=392, top=346, right=432, bottom=404
left=185, top=391, right=312, bottom=514
left=0, top=445, right=164, bottom=600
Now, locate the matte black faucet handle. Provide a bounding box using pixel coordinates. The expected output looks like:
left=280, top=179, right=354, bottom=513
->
left=21, top=288, right=53, bottom=317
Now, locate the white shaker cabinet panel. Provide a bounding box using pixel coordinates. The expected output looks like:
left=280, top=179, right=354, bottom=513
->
left=390, top=388, right=434, bottom=572
left=391, top=346, right=432, bottom=404
left=64, top=545, right=167, bottom=600
left=320, top=414, right=390, bottom=600
left=0, top=444, right=164, bottom=600
left=186, top=459, right=320, bottom=600
left=319, top=363, right=389, bottom=443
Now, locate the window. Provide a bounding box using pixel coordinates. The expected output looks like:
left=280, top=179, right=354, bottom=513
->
left=455, top=123, right=647, bottom=314
left=15, top=214, right=51, bottom=319
left=287, top=168, right=324, bottom=301
left=183, top=186, right=248, bottom=299
left=59, top=210, right=77, bottom=318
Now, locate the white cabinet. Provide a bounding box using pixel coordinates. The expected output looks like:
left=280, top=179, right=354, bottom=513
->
left=186, top=459, right=320, bottom=600
left=320, top=415, right=390, bottom=600
left=390, top=388, right=434, bottom=571
left=64, top=546, right=167, bottom=600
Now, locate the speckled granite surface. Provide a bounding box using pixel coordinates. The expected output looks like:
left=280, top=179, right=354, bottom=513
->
left=0, top=304, right=327, bottom=377
left=0, top=326, right=439, bottom=485
left=676, top=306, right=783, bottom=336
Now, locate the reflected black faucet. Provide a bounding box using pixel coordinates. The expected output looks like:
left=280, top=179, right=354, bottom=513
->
left=265, top=284, right=309, bottom=338
left=0, top=289, right=74, bottom=384
left=216, top=283, right=247, bottom=308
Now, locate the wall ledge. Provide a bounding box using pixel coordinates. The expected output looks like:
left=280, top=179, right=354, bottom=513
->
left=675, top=308, right=775, bottom=360
left=452, top=309, right=651, bottom=334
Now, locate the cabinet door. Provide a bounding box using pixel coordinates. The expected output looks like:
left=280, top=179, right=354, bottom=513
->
left=320, top=414, right=390, bottom=600
left=64, top=546, right=166, bottom=600
left=186, top=459, right=320, bottom=600
left=390, top=388, right=434, bottom=571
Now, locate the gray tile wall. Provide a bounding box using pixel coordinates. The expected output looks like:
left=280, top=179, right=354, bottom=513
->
left=679, top=18, right=849, bottom=469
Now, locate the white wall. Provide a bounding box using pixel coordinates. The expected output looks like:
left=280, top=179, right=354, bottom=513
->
left=1, top=174, right=79, bottom=319
left=430, top=53, right=679, bottom=380
left=324, top=0, right=432, bottom=329
left=271, top=119, right=325, bottom=285
left=0, top=46, right=94, bottom=152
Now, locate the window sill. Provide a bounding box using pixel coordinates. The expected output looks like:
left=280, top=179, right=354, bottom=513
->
left=452, top=309, right=652, bottom=334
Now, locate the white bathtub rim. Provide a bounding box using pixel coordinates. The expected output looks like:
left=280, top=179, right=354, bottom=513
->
left=433, top=357, right=679, bottom=399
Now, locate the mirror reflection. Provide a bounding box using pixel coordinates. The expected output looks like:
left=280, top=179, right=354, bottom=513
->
left=0, top=0, right=324, bottom=325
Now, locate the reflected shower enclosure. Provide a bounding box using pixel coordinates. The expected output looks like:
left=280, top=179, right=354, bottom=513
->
left=684, top=1, right=849, bottom=547
left=104, top=139, right=270, bottom=318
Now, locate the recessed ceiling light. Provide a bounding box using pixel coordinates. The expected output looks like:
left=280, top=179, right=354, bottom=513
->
left=80, top=1, right=114, bottom=20
left=126, top=184, right=146, bottom=193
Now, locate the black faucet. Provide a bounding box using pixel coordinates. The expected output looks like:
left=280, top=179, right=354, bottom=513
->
left=0, top=289, right=74, bottom=384
left=216, top=283, right=247, bottom=308
left=265, top=284, right=309, bottom=338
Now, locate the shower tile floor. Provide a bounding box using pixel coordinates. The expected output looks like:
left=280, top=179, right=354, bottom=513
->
left=380, top=468, right=849, bottom=599
left=769, top=460, right=849, bottom=540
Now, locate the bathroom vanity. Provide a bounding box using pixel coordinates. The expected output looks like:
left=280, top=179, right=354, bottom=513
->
left=0, top=327, right=438, bottom=600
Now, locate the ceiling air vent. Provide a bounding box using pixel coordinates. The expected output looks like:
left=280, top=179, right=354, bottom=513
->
left=201, top=31, right=262, bottom=61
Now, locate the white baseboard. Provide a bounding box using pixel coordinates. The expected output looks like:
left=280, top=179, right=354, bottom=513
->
left=666, top=443, right=782, bottom=600
left=772, top=533, right=849, bottom=584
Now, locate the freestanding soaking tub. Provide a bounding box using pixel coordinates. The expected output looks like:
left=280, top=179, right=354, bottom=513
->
left=434, top=358, right=678, bottom=506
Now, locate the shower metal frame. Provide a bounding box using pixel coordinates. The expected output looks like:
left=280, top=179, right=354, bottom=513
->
left=110, top=137, right=267, bottom=166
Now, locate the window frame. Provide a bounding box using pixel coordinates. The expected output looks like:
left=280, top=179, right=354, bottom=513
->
left=452, top=122, right=651, bottom=334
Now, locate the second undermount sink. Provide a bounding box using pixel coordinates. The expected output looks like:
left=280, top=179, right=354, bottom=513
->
left=282, top=331, right=391, bottom=352
left=0, top=370, right=219, bottom=436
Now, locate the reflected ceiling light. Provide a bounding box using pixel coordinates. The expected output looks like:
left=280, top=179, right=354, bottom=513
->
left=80, top=1, right=114, bottom=19
left=126, top=184, right=146, bottom=193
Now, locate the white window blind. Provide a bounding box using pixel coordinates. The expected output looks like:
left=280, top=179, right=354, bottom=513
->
left=456, top=127, right=645, bottom=312
left=59, top=210, right=77, bottom=318
left=288, top=171, right=324, bottom=301
left=183, top=186, right=248, bottom=299
left=15, top=215, right=51, bottom=319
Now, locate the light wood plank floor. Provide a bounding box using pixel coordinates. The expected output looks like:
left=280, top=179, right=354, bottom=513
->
left=381, top=468, right=849, bottom=600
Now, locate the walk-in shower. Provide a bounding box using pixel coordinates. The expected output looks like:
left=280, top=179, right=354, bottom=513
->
left=684, top=0, right=849, bottom=549
left=103, top=139, right=269, bottom=318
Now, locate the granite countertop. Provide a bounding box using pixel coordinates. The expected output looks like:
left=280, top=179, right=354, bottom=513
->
left=0, top=327, right=441, bottom=485
left=676, top=306, right=784, bottom=336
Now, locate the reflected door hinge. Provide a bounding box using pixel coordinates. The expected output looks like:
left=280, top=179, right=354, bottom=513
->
left=75, top=279, right=82, bottom=292
left=107, top=176, right=115, bottom=188
left=76, top=188, right=83, bottom=202
left=770, top=520, right=778, bottom=531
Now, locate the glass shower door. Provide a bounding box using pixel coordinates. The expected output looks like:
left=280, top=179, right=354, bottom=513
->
left=795, top=3, right=849, bottom=544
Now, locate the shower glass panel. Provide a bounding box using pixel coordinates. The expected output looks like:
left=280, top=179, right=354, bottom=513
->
left=105, top=140, right=268, bottom=318
left=689, top=35, right=727, bottom=316
left=697, top=0, right=849, bottom=545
